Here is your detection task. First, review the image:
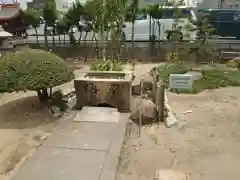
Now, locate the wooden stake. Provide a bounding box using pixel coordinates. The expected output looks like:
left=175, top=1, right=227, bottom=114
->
left=159, top=82, right=165, bottom=122
left=139, top=77, right=144, bottom=138
left=156, top=82, right=160, bottom=121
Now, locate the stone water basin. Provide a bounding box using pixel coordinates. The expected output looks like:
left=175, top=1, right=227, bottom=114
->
left=74, top=71, right=133, bottom=112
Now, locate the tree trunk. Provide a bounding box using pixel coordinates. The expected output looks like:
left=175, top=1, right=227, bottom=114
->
left=100, top=13, right=106, bottom=60
left=34, top=28, right=39, bottom=44
left=157, top=20, right=161, bottom=58
left=78, top=31, right=82, bottom=44
left=83, top=31, right=88, bottom=46
left=100, top=31, right=105, bottom=60
left=93, top=31, right=99, bottom=59
left=52, top=27, right=55, bottom=48
left=58, top=34, right=61, bottom=46
left=37, top=89, right=49, bottom=103
left=131, top=21, right=135, bottom=59
left=149, top=16, right=152, bottom=40
left=44, top=24, right=48, bottom=48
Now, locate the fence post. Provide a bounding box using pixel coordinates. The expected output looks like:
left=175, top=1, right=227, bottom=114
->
left=152, top=70, right=156, bottom=103
left=139, top=77, right=144, bottom=138
left=152, top=69, right=159, bottom=104
left=153, top=70, right=160, bottom=120
left=159, top=82, right=165, bottom=122
left=156, top=82, right=160, bottom=121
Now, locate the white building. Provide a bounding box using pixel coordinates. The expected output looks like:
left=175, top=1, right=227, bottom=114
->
left=56, top=0, right=88, bottom=12
left=185, top=0, right=240, bottom=8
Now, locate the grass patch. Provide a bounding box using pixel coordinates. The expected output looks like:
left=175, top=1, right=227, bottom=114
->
left=90, top=59, right=123, bottom=71
left=157, top=63, right=189, bottom=84
left=157, top=63, right=240, bottom=94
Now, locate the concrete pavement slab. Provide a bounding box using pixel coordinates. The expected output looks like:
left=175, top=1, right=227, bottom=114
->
left=13, top=146, right=106, bottom=180
left=44, top=122, right=116, bottom=151
left=12, top=109, right=129, bottom=180
left=74, top=107, right=120, bottom=123
left=99, top=154, right=119, bottom=180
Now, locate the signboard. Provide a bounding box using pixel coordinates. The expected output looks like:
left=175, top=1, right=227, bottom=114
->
left=169, top=74, right=193, bottom=89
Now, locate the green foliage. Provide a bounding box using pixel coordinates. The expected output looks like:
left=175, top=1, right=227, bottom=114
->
left=43, top=0, right=58, bottom=26
left=147, top=4, right=163, bottom=19
left=125, top=0, right=139, bottom=22
left=166, top=2, right=187, bottom=40
left=65, top=0, right=85, bottom=26
left=157, top=63, right=189, bottom=85
left=84, top=0, right=97, bottom=22
left=157, top=63, right=240, bottom=94
left=165, top=52, right=179, bottom=62
left=227, top=59, right=240, bottom=68
left=23, top=8, right=41, bottom=29
left=189, top=69, right=240, bottom=93
left=90, top=59, right=123, bottom=71
left=56, top=18, right=68, bottom=34
left=0, top=48, right=74, bottom=93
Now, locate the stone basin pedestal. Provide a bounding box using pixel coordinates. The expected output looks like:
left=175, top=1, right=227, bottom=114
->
left=74, top=71, right=133, bottom=112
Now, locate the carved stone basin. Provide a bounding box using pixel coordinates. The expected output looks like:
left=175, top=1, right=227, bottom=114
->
left=74, top=71, right=133, bottom=112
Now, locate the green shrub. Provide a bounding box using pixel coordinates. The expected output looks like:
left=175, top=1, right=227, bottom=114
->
left=0, top=48, right=74, bottom=100
left=90, top=59, right=123, bottom=71
left=156, top=63, right=240, bottom=94
left=226, top=58, right=240, bottom=68
left=165, top=52, right=178, bottom=62
left=157, top=63, right=189, bottom=85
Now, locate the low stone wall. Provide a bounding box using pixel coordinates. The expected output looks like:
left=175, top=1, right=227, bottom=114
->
left=28, top=43, right=219, bottom=63
left=29, top=43, right=166, bottom=61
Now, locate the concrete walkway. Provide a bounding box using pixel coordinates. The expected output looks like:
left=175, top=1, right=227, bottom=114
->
left=12, top=107, right=128, bottom=180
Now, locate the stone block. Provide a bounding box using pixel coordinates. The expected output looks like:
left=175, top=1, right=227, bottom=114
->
left=74, top=71, right=132, bottom=112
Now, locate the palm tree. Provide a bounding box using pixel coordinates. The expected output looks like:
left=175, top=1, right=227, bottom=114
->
left=190, top=12, right=215, bottom=62
left=125, top=0, right=139, bottom=59
left=23, top=8, right=41, bottom=44
left=84, top=0, right=99, bottom=48
left=56, top=18, right=67, bottom=45
left=145, top=4, right=163, bottom=60
left=65, top=1, right=85, bottom=44
left=146, top=4, right=163, bottom=41
left=108, top=0, right=128, bottom=60
left=43, top=0, right=58, bottom=47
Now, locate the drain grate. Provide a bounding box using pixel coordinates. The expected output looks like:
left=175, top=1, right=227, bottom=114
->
left=74, top=106, right=120, bottom=123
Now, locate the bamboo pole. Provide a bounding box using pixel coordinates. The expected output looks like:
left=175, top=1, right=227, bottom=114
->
left=156, top=82, right=160, bottom=121
left=159, top=81, right=165, bottom=122
left=152, top=70, right=157, bottom=103
left=139, top=77, right=144, bottom=138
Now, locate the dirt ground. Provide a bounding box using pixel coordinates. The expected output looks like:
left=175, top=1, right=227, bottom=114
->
left=0, top=67, right=87, bottom=180
left=0, top=63, right=156, bottom=180
left=116, top=87, right=240, bottom=180
left=0, top=94, right=59, bottom=180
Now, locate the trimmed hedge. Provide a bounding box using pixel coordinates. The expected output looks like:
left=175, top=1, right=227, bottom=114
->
left=0, top=48, right=74, bottom=92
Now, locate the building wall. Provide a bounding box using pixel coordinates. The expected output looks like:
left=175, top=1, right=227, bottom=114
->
left=195, top=0, right=220, bottom=8
left=190, top=0, right=240, bottom=8
left=221, top=0, right=240, bottom=8
left=56, top=0, right=74, bottom=12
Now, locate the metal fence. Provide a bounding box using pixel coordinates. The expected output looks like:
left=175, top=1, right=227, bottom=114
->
left=13, top=35, right=240, bottom=61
